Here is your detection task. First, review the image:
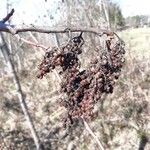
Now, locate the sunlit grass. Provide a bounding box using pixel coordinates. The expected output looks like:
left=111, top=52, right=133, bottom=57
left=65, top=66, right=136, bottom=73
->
left=118, top=27, right=150, bottom=59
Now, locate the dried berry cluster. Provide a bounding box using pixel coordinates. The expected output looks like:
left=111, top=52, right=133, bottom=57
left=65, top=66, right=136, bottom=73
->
left=37, top=33, right=84, bottom=79
left=37, top=33, right=125, bottom=127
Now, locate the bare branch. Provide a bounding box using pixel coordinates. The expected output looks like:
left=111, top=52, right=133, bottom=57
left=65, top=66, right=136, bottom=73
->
left=2, top=8, right=14, bottom=23
left=0, top=25, right=114, bottom=36
left=14, top=34, right=50, bottom=50
left=0, top=9, right=114, bottom=51
left=0, top=9, right=113, bottom=36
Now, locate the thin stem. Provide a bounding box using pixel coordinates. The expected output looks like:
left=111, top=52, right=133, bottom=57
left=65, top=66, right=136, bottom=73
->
left=82, top=118, right=105, bottom=150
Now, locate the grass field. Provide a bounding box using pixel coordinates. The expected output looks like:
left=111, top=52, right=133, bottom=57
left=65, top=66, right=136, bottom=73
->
left=119, top=27, right=150, bottom=59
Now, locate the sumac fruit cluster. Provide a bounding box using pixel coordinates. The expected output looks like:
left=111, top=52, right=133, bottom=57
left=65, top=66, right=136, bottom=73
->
left=37, top=32, right=125, bottom=127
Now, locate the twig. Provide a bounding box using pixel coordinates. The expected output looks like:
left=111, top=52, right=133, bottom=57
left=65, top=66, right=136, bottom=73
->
left=14, top=34, right=50, bottom=50
left=28, top=31, right=39, bottom=43
left=1, top=25, right=114, bottom=36
left=82, top=118, right=105, bottom=150
left=0, top=9, right=116, bottom=51
left=2, top=8, right=14, bottom=23
left=0, top=9, right=113, bottom=36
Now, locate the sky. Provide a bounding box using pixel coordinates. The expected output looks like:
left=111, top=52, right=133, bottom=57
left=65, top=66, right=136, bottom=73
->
left=0, top=0, right=64, bottom=25
left=113, top=0, right=150, bottom=17
left=0, top=0, right=150, bottom=25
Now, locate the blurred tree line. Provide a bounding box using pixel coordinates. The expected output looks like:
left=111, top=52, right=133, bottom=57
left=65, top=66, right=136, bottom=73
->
left=59, top=0, right=126, bottom=31
left=125, top=15, right=150, bottom=28
left=107, top=0, right=125, bottom=30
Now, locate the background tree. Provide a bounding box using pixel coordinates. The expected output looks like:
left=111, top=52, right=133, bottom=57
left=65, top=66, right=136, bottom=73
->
left=107, top=1, right=125, bottom=30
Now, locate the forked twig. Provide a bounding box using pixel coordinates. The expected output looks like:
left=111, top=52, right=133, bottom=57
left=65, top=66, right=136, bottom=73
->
left=0, top=9, right=113, bottom=36
left=2, top=8, right=14, bottom=23
left=15, top=34, right=50, bottom=50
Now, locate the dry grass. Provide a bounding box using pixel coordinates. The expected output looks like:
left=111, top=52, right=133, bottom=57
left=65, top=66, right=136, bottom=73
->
left=0, top=28, right=150, bottom=150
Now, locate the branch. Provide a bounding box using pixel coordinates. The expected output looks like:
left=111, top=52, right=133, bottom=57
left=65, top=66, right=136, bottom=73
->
left=0, top=9, right=113, bottom=36
left=2, top=8, right=14, bottom=23
left=0, top=25, right=114, bottom=36
left=0, top=8, right=116, bottom=52
left=0, top=8, right=124, bottom=53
